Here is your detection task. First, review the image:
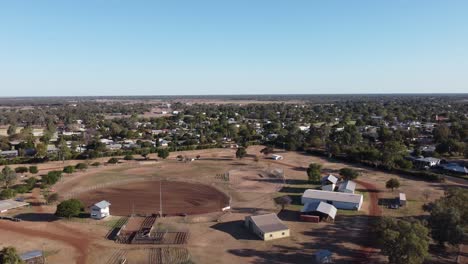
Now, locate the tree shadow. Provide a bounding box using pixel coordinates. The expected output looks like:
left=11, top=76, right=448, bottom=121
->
left=211, top=220, right=258, bottom=240
left=14, top=213, right=59, bottom=222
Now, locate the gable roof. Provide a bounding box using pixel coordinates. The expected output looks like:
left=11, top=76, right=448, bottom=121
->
left=338, top=180, right=356, bottom=192
left=302, top=189, right=363, bottom=204
left=322, top=174, right=338, bottom=184
left=247, top=213, right=289, bottom=234
left=92, top=200, right=111, bottom=209
left=301, top=201, right=337, bottom=219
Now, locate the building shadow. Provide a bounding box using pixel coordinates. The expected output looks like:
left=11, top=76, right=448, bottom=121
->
left=211, top=220, right=258, bottom=240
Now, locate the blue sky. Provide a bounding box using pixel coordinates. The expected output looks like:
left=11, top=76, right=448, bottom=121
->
left=0, top=1, right=467, bottom=96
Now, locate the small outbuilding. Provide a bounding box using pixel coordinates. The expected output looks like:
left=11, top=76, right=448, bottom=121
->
left=90, top=200, right=111, bottom=220
left=399, top=193, right=406, bottom=206
left=301, top=201, right=337, bottom=222
left=338, top=180, right=356, bottom=194
left=245, top=213, right=290, bottom=241
left=271, top=154, right=283, bottom=160
left=321, top=174, right=338, bottom=191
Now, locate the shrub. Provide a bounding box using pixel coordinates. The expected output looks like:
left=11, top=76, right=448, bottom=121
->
left=0, top=189, right=16, bottom=199
left=28, top=166, right=39, bottom=174
left=13, top=185, right=30, bottom=194
left=75, top=163, right=88, bottom=170
left=42, top=170, right=62, bottom=185
left=14, top=166, right=28, bottom=174
left=91, top=162, right=101, bottom=167
left=123, top=154, right=134, bottom=160
left=63, top=165, right=75, bottom=174
left=25, top=177, right=37, bottom=189
left=108, top=157, right=119, bottom=164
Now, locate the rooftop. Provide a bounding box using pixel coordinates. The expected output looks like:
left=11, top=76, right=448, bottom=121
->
left=247, top=213, right=289, bottom=234
left=20, top=250, right=43, bottom=261
left=322, top=174, right=338, bottom=184
left=0, top=199, right=29, bottom=213
left=302, top=189, right=363, bottom=204
left=302, top=201, right=337, bottom=219
left=338, top=180, right=357, bottom=192
left=92, top=200, right=111, bottom=209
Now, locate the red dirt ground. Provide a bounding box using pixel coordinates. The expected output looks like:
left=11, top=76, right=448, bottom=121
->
left=76, top=180, right=230, bottom=216
left=0, top=221, right=90, bottom=264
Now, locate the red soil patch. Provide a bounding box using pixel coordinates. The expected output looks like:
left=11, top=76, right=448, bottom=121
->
left=0, top=221, right=89, bottom=264
left=77, top=180, right=230, bottom=216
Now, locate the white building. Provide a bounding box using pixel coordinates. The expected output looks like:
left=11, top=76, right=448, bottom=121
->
left=245, top=213, right=290, bottom=241
left=338, top=180, right=356, bottom=194
left=321, top=174, right=338, bottom=191
left=90, top=200, right=111, bottom=220
left=271, top=154, right=283, bottom=160
left=302, top=189, right=363, bottom=210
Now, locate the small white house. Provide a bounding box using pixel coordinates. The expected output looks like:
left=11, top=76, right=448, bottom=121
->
left=90, top=200, right=111, bottom=220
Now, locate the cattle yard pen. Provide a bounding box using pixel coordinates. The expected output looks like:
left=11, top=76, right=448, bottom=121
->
left=115, top=216, right=189, bottom=245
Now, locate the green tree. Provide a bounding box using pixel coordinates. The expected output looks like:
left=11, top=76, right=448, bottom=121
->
left=0, top=246, right=24, bottom=264
left=385, top=178, right=400, bottom=191
left=7, top=125, right=17, bottom=136
left=307, top=163, right=322, bottom=183
left=428, top=188, right=467, bottom=246
left=28, top=166, right=38, bottom=174
left=235, top=147, right=247, bottom=159
left=375, top=217, right=429, bottom=264
left=63, top=165, right=75, bottom=174
left=157, top=149, right=170, bottom=159
left=339, top=168, right=359, bottom=180
left=0, top=166, right=17, bottom=189
left=55, top=199, right=83, bottom=218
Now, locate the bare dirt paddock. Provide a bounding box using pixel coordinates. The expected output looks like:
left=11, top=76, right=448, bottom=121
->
left=76, top=180, right=230, bottom=216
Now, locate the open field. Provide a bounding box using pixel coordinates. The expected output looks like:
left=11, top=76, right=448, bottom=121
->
left=0, top=146, right=466, bottom=263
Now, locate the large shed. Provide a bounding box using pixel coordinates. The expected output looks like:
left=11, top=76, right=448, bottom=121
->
left=302, top=189, right=363, bottom=210
left=245, top=213, right=290, bottom=241
left=0, top=199, right=29, bottom=213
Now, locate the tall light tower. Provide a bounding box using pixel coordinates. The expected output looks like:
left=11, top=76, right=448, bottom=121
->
left=159, top=180, right=163, bottom=217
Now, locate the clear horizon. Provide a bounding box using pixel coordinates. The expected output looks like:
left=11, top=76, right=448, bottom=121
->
left=1, top=1, right=467, bottom=96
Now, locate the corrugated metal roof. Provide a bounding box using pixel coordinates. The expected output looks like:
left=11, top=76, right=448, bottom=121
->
left=92, top=200, right=111, bottom=209
left=338, top=180, right=356, bottom=192
left=20, top=250, right=43, bottom=260
left=302, top=189, right=363, bottom=204
left=247, top=213, right=289, bottom=234
left=301, top=202, right=337, bottom=219
left=322, top=174, right=338, bottom=184
left=0, top=199, right=29, bottom=212
left=399, top=193, right=406, bottom=201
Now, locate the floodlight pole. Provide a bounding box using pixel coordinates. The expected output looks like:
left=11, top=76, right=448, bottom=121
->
left=159, top=180, right=163, bottom=217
